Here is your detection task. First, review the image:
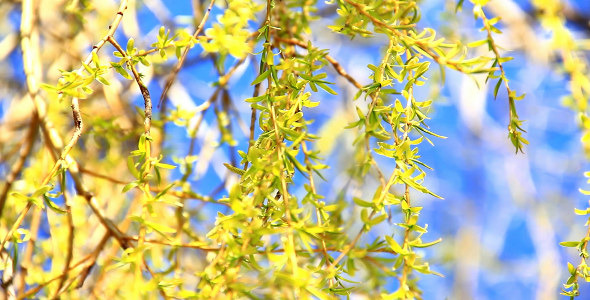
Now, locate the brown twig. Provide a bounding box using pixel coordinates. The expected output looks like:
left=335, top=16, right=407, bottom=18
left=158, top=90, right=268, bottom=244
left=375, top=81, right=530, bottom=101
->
left=18, top=208, right=41, bottom=295
left=56, top=0, right=130, bottom=166
left=17, top=233, right=111, bottom=299
left=52, top=179, right=75, bottom=298
left=107, top=35, right=152, bottom=135
left=39, top=124, right=132, bottom=250
left=0, top=113, right=38, bottom=217
left=78, top=167, right=227, bottom=205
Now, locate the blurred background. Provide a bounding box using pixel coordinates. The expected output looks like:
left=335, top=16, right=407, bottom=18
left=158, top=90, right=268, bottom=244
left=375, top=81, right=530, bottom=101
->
left=1, top=0, right=590, bottom=299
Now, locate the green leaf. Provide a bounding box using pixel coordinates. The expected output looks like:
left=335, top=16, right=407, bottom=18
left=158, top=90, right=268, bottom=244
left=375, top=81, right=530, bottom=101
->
left=138, top=56, right=150, bottom=67
left=122, top=181, right=139, bottom=193
left=92, top=51, right=100, bottom=67
left=400, top=175, right=443, bottom=199
left=494, top=78, right=503, bottom=99
left=43, top=195, right=68, bottom=214
left=127, top=156, right=140, bottom=179
left=316, top=82, right=337, bottom=95
left=360, top=208, right=369, bottom=224
left=33, top=185, right=53, bottom=197
left=251, top=69, right=271, bottom=85
left=368, top=214, right=387, bottom=226
left=568, top=262, right=577, bottom=275
left=245, top=94, right=268, bottom=103
left=412, top=238, right=442, bottom=248
left=159, top=26, right=165, bottom=38
left=223, top=163, right=245, bottom=176
left=413, top=126, right=447, bottom=139
left=353, top=197, right=373, bottom=208
left=455, top=0, right=465, bottom=13
left=285, top=151, right=307, bottom=176
left=467, top=39, right=488, bottom=48
left=12, top=191, right=45, bottom=208
left=28, top=196, right=44, bottom=209
left=155, top=163, right=176, bottom=169
left=11, top=192, right=30, bottom=203
left=111, top=62, right=132, bottom=80
left=560, top=241, right=581, bottom=247
left=40, top=83, right=59, bottom=91
left=154, top=183, right=176, bottom=201
left=385, top=236, right=404, bottom=253
left=127, top=38, right=135, bottom=52
left=145, top=221, right=176, bottom=235
left=97, top=76, right=110, bottom=86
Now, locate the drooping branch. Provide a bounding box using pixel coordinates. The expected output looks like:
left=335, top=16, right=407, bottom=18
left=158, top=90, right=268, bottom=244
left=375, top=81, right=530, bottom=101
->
left=0, top=0, right=131, bottom=254
left=276, top=37, right=363, bottom=89
left=107, top=36, right=152, bottom=135
left=158, top=0, right=216, bottom=108
left=0, top=114, right=38, bottom=217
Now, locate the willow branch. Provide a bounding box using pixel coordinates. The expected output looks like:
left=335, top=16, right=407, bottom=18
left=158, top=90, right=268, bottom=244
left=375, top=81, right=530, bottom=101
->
left=276, top=37, right=363, bottom=89
left=18, top=208, right=41, bottom=296
left=107, top=35, right=152, bottom=135
left=57, top=0, right=130, bottom=166
left=17, top=233, right=110, bottom=299
left=158, top=0, right=215, bottom=107
left=343, top=0, right=468, bottom=73
left=0, top=113, right=38, bottom=216
left=122, top=236, right=397, bottom=255
left=52, top=183, right=74, bottom=298
left=1, top=0, right=131, bottom=252
left=78, top=167, right=226, bottom=205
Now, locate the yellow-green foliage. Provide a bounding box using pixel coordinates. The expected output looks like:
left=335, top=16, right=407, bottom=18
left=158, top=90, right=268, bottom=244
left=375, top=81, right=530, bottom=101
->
left=0, top=0, right=588, bottom=299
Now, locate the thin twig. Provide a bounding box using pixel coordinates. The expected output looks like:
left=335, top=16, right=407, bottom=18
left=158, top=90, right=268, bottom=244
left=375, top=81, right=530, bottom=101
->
left=121, top=236, right=397, bottom=254
left=57, top=0, right=130, bottom=165
left=343, top=0, right=468, bottom=73
left=17, top=233, right=111, bottom=299
left=244, top=63, right=262, bottom=171
left=0, top=0, right=42, bottom=256
left=0, top=113, right=38, bottom=217
left=276, top=37, right=363, bottom=89
left=158, top=0, right=215, bottom=107
left=78, top=167, right=226, bottom=205
left=52, top=177, right=75, bottom=298
left=39, top=126, right=132, bottom=250
left=18, top=208, right=41, bottom=295
left=327, top=40, right=399, bottom=271
left=107, top=35, right=152, bottom=135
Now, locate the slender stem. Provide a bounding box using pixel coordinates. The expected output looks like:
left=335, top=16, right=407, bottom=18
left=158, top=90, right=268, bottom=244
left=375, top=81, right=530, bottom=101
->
left=52, top=176, right=74, bottom=298
left=158, top=0, right=216, bottom=107
left=107, top=36, right=152, bottom=135
left=343, top=0, right=467, bottom=73
left=275, top=37, right=363, bottom=89
left=0, top=113, right=38, bottom=217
